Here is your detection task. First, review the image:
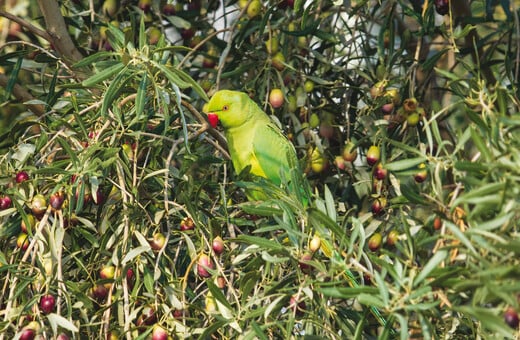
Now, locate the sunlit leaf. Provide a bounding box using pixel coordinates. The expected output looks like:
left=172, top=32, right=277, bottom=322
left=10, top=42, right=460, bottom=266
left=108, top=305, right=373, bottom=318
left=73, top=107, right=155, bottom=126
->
left=47, top=313, right=79, bottom=333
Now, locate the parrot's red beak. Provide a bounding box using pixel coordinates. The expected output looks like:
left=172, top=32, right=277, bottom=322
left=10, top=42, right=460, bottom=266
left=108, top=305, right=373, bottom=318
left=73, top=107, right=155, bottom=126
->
left=207, top=113, right=219, bottom=128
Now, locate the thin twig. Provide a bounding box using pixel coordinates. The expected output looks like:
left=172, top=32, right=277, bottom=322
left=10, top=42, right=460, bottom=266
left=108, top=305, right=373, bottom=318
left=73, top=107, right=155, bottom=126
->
left=215, top=4, right=250, bottom=89
left=178, top=28, right=230, bottom=69
left=0, top=10, right=52, bottom=41
left=118, top=94, right=137, bottom=108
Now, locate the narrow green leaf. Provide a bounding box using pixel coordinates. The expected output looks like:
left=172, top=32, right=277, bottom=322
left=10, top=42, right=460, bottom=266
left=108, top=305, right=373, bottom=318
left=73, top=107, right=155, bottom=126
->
left=164, top=15, right=191, bottom=29
left=101, top=70, right=130, bottom=115
left=172, top=67, right=209, bottom=101
left=45, top=69, right=58, bottom=107
left=349, top=217, right=365, bottom=256
left=13, top=280, right=33, bottom=301
left=357, top=293, right=385, bottom=308
left=171, top=83, right=190, bottom=152
left=454, top=161, right=489, bottom=173
left=106, top=22, right=125, bottom=50
left=142, top=169, right=169, bottom=181
left=374, top=271, right=389, bottom=307
left=238, top=202, right=283, bottom=216
left=263, top=295, right=285, bottom=321
left=453, top=306, right=514, bottom=338
left=455, top=193, right=502, bottom=205
left=414, top=249, right=448, bottom=287
left=454, top=24, right=475, bottom=39
left=56, top=136, right=79, bottom=166
left=73, top=226, right=98, bottom=247
left=422, top=48, right=449, bottom=71
left=138, top=16, right=146, bottom=50
left=143, top=267, right=154, bottom=294
left=121, top=245, right=151, bottom=265
left=239, top=272, right=261, bottom=304
left=250, top=321, right=269, bottom=340
left=452, top=182, right=505, bottom=207
left=294, top=0, right=304, bottom=13
left=0, top=207, right=16, bottom=218
left=47, top=314, right=79, bottom=333
left=400, top=183, right=427, bottom=204
left=0, top=50, right=27, bottom=65
left=308, top=208, right=344, bottom=237
left=384, top=157, right=427, bottom=171
left=314, top=196, right=327, bottom=216
left=82, top=63, right=125, bottom=87
left=4, top=57, right=22, bottom=101
left=472, top=212, right=513, bottom=231
left=50, top=226, right=65, bottom=264
left=434, top=67, right=460, bottom=81
left=151, top=61, right=209, bottom=101
left=136, top=73, right=147, bottom=116
left=353, top=311, right=367, bottom=340
left=182, top=233, right=197, bottom=262
left=466, top=108, right=488, bottom=130
left=153, top=62, right=191, bottom=88
left=386, top=139, right=427, bottom=157
left=236, top=235, right=285, bottom=251
left=453, top=126, right=472, bottom=155
left=444, top=221, right=478, bottom=256
left=261, top=251, right=289, bottom=263
left=207, top=280, right=233, bottom=311
left=319, top=286, right=379, bottom=298
left=73, top=51, right=117, bottom=68
left=408, top=285, right=433, bottom=301
left=323, top=185, right=336, bottom=221
left=74, top=182, right=85, bottom=213
left=470, top=127, right=492, bottom=161
left=198, top=320, right=228, bottom=339
left=257, top=5, right=276, bottom=38
left=395, top=314, right=409, bottom=340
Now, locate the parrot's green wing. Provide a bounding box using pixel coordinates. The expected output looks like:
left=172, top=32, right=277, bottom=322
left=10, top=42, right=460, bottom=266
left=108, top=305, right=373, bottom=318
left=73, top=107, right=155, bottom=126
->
left=251, top=122, right=298, bottom=187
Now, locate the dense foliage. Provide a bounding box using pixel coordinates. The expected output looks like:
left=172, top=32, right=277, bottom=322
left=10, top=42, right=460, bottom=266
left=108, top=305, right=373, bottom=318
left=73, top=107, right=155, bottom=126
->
left=0, top=0, right=520, bottom=339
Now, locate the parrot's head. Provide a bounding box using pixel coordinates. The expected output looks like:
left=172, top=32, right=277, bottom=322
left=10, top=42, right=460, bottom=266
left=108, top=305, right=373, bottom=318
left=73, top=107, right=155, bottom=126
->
left=205, top=90, right=251, bottom=129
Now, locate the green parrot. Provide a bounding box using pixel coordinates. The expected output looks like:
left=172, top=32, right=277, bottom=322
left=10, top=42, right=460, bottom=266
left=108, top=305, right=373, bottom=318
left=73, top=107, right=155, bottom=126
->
left=205, top=90, right=389, bottom=329
left=205, top=90, right=301, bottom=199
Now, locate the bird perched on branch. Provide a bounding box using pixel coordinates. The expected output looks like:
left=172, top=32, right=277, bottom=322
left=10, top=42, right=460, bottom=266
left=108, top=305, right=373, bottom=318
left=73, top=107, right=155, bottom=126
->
left=205, top=90, right=305, bottom=201
left=205, top=90, right=389, bottom=329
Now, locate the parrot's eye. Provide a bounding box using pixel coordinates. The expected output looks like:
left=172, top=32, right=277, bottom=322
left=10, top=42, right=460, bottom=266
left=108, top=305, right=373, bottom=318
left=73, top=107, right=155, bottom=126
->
left=222, top=105, right=229, bottom=111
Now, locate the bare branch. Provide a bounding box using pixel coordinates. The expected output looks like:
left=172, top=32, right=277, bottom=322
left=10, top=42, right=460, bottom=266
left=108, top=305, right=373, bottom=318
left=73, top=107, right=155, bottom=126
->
left=0, top=10, right=52, bottom=42
left=0, top=3, right=85, bottom=115
left=36, top=0, right=84, bottom=65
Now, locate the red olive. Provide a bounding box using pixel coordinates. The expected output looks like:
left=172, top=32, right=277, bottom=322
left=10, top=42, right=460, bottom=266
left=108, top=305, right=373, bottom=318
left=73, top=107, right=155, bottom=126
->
left=40, top=294, right=56, bottom=314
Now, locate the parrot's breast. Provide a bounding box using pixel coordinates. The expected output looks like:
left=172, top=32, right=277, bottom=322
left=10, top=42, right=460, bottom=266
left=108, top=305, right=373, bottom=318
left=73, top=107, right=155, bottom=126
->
left=225, top=125, right=267, bottom=179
